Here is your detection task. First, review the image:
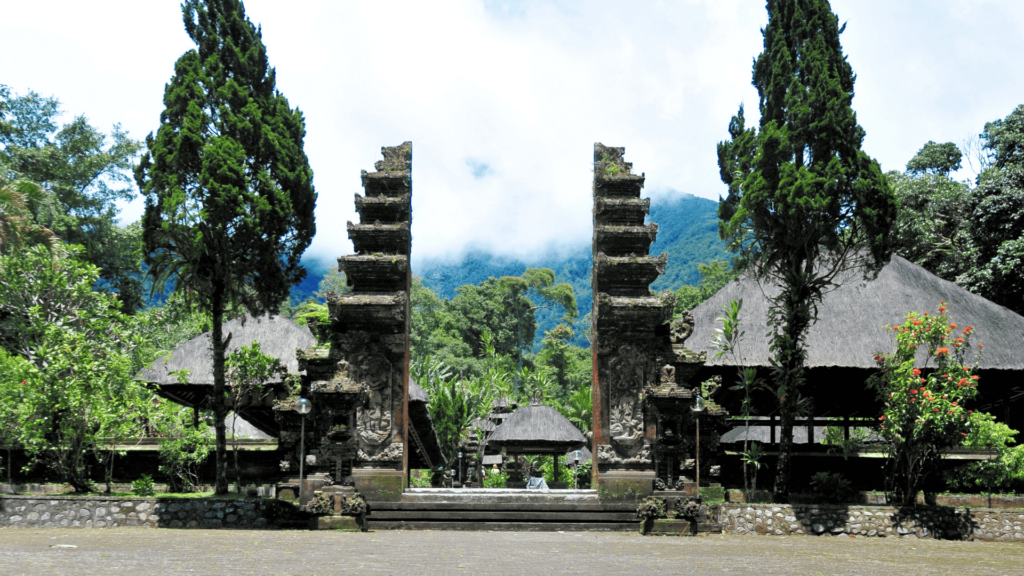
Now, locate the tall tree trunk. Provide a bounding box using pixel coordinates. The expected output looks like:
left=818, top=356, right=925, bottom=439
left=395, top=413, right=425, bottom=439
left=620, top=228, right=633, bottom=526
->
left=772, top=269, right=812, bottom=503
left=211, top=285, right=229, bottom=495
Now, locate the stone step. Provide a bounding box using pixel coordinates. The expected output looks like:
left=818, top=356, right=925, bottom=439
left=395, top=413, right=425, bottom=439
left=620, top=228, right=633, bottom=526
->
left=364, top=520, right=638, bottom=532
left=367, top=510, right=637, bottom=522
left=372, top=502, right=632, bottom=513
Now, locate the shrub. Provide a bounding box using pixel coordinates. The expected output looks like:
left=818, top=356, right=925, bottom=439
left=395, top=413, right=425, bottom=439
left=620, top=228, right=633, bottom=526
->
left=483, top=471, right=508, bottom=488
left=131, top=475, right=156, bottom=497
left=868, top=304, right=986, bottom=504
left=808, top=472, right=854, bottom=504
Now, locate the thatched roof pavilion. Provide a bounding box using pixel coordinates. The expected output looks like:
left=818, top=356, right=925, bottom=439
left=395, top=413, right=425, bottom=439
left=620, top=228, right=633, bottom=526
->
left=136, top=313, right=315, bottom=436
left=488, top=401, right=588, bottom=454
left=687, top=255, right=1024, bottom=430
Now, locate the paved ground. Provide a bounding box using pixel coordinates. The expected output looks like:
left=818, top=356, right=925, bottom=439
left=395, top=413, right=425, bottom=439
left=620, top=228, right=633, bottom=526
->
left=1, top=528, right=1022, bottom=575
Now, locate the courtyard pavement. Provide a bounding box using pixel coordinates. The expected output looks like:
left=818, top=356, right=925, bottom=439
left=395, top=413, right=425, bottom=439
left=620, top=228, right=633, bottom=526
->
left=1, top=528, right=1022, bottom=575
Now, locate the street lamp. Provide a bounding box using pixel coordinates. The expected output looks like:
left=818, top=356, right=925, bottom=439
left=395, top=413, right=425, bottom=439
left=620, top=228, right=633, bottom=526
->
left=692, top=395, right=705, bottom=499
left=457, top=451, right=463, bottom=487
left=297, top=398, right=312, bottom=503
left=573, top=450, right=581, bottom=490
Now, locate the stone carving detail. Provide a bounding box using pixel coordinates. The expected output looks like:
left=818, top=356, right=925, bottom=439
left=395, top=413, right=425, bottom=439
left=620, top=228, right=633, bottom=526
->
left=609, top=399, right=644, bottom=443
left=357, top=443, right=404, bottom=462
left=355, top=355, right=393, bottom=445
left=597, top=443, right=652, bottom=465
left=607, top=346, right=645, bottom=395
left=670, top=312, right=694, bottom=344
left=660, top=364, right=675, bottom=384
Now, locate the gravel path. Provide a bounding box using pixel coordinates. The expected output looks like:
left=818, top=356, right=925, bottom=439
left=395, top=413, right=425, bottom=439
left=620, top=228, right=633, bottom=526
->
left=1, top=528, right=1022, bottom=575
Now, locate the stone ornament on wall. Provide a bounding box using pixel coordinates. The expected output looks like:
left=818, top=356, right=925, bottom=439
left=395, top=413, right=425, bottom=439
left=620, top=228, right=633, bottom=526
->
left=355, top=355, right=393, bottom=446
left=357, top=443, right=404, bottom=463
left=596, top=443, right=652, bottom=465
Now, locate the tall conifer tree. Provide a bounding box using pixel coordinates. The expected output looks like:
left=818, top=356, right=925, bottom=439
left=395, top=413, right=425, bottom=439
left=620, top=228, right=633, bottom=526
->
left=135, top=0, right=316, bottom=494
left=718, top=0, right=897, bottom=499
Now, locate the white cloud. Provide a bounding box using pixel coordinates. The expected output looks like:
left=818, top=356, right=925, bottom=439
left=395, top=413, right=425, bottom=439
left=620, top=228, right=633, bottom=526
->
left=3, top=0, right=1023, bottom=267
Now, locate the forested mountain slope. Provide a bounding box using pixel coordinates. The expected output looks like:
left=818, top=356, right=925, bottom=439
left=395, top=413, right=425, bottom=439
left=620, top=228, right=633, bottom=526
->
left=292, top=193, right=729, bottom=348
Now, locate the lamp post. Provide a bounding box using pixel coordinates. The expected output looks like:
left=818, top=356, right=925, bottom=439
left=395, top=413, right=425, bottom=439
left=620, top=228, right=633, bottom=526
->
left=573, top=450, right=581, bottom=490
left=458, top=451, right=463, bottom=487
left=296, top=398, right=312, bottom=503
left=692, top=395, right=705, bottom=499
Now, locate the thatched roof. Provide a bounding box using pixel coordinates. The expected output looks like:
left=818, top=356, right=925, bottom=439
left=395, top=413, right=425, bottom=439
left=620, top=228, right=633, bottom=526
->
left=688, top=255, right=1024, bottom=370
left=488, top=401, right=587, bottom=453
left=137, top=313, right=315, bottom=385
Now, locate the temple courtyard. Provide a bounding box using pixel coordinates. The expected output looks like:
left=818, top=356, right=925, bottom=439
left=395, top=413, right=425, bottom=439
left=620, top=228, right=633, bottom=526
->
left=1, top=529, right=1022, bottom=575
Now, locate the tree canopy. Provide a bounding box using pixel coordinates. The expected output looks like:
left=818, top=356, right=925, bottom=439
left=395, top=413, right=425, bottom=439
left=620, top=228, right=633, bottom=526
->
left=717, top=0, right=897, bottom=500
left=135, top=0, right=316, bottom=494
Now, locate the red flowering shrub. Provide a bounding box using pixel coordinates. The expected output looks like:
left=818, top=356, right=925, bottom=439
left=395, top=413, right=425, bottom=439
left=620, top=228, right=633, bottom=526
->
left=868, top=303, right=985, bottom=505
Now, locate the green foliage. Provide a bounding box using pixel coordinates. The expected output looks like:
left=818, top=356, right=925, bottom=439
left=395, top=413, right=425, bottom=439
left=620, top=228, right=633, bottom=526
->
left=131, top=475, right=156, bottom=497
left=552, top=384, right=593, bottom=437
left=0, top=85, right=144, bottom=310
left=136, top=0, right=316, bottom=495
left=867, top=304, right=986, bottom=504
left=958, top=105, right=1024, bottom=316
left=536, top=324, right=591, bottom=397
left=0, top=245, right=152, bottom=492
left=482, top=470, right=508, bottom=488
left=716, top=0, right=897, bottom=500
left=906, top=141, right=963, bottom=176
left=293, top=300, right=329, bottom=343
left=822, top=426, right=873, bottom=460
left=945, top=414, right=1023, bottom=495
left=314, top=265, right=348, bottom=299
left=225, top=341, right=282, bottom=490
left=154, top=399, right=213, bottom=493
left=888, top=170, right=972, bottom=282
left=537, top=455, right=575, bottom=484
left=0, top=160, right=57, bottom=254
left=808, top=472, right=854, bottom=504
left=418, top=359, right=496, bottom=464
left=713, top=299, right=764, bottom=491
left=409, top=470, right=432, bottom=488
left=672, top=260, right=738, bottom=316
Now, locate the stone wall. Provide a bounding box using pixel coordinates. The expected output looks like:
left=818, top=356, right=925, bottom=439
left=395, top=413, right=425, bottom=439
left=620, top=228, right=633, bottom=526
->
left=0, top=495, right=290, bottom=529
left=719, top=503, right=1024, bottom=541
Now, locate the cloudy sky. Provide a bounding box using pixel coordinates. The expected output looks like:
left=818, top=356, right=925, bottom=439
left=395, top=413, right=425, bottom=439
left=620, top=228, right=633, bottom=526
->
left=3, top=0, right=1023, bottom=267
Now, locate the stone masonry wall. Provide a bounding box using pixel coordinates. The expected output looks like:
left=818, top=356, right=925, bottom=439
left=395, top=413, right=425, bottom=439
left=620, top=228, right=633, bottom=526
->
left=720, top=503, right=1024, bottom=542
left=0, top=495, right=278, bottom=529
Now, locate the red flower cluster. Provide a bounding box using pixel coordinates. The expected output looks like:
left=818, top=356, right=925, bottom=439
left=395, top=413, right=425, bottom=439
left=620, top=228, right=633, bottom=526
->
left=912, top=368, right=922, bottom=376
left=936, top=347, right=950, bottom=356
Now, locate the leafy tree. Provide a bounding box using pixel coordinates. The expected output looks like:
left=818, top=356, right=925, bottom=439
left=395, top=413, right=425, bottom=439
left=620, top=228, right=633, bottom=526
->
left=155, top=403, right=214, bottom=492
left=868, top=304, right=985, bottom=504
left=958, top=105, right=1024, bottom=315
left=0, top=86, right=144, bottom=309
left=225, top=341, right=283, bottom=490
left=672, top=260, right=738, bottom=316
left=536, top=324, right=590, bottom=398
left=135, top=0, right=317, bottom=494
left=888, top=169, right=972, bottom=281
left=0, top=161, right=57, bottom=254
left=0, top=246, right=151, bottom=491
left=314, top=264, right=349, bottom=299
left=552, top=383, right=593, bottom=438
left=717, top=0, right=898, bottom=500
left=906, top=141, right=963, bottom=176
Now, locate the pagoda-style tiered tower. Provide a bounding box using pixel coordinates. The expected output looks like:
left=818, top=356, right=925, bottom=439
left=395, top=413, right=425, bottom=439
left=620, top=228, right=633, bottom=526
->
left=277, top=142, right=413, bottom=503
left=591, top=143, right=675, bottom=499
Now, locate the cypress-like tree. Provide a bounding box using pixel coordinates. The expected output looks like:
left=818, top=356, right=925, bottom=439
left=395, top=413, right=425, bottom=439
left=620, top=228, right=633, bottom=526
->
left=135, top=0, right=316, bottom=494
left=718, top=0, right=897, bottom=500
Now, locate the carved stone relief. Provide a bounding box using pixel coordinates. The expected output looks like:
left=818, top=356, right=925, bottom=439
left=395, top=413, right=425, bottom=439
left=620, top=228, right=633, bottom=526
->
left=596, top=443, right=652, bottom=465
left=357, top=443, right=404, bottom=463
left=355, top=354, right=393, bottom=446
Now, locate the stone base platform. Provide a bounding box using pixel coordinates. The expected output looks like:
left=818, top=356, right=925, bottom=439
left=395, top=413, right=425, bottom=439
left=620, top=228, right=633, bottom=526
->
left=364, top=488, right=637, bottom=531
